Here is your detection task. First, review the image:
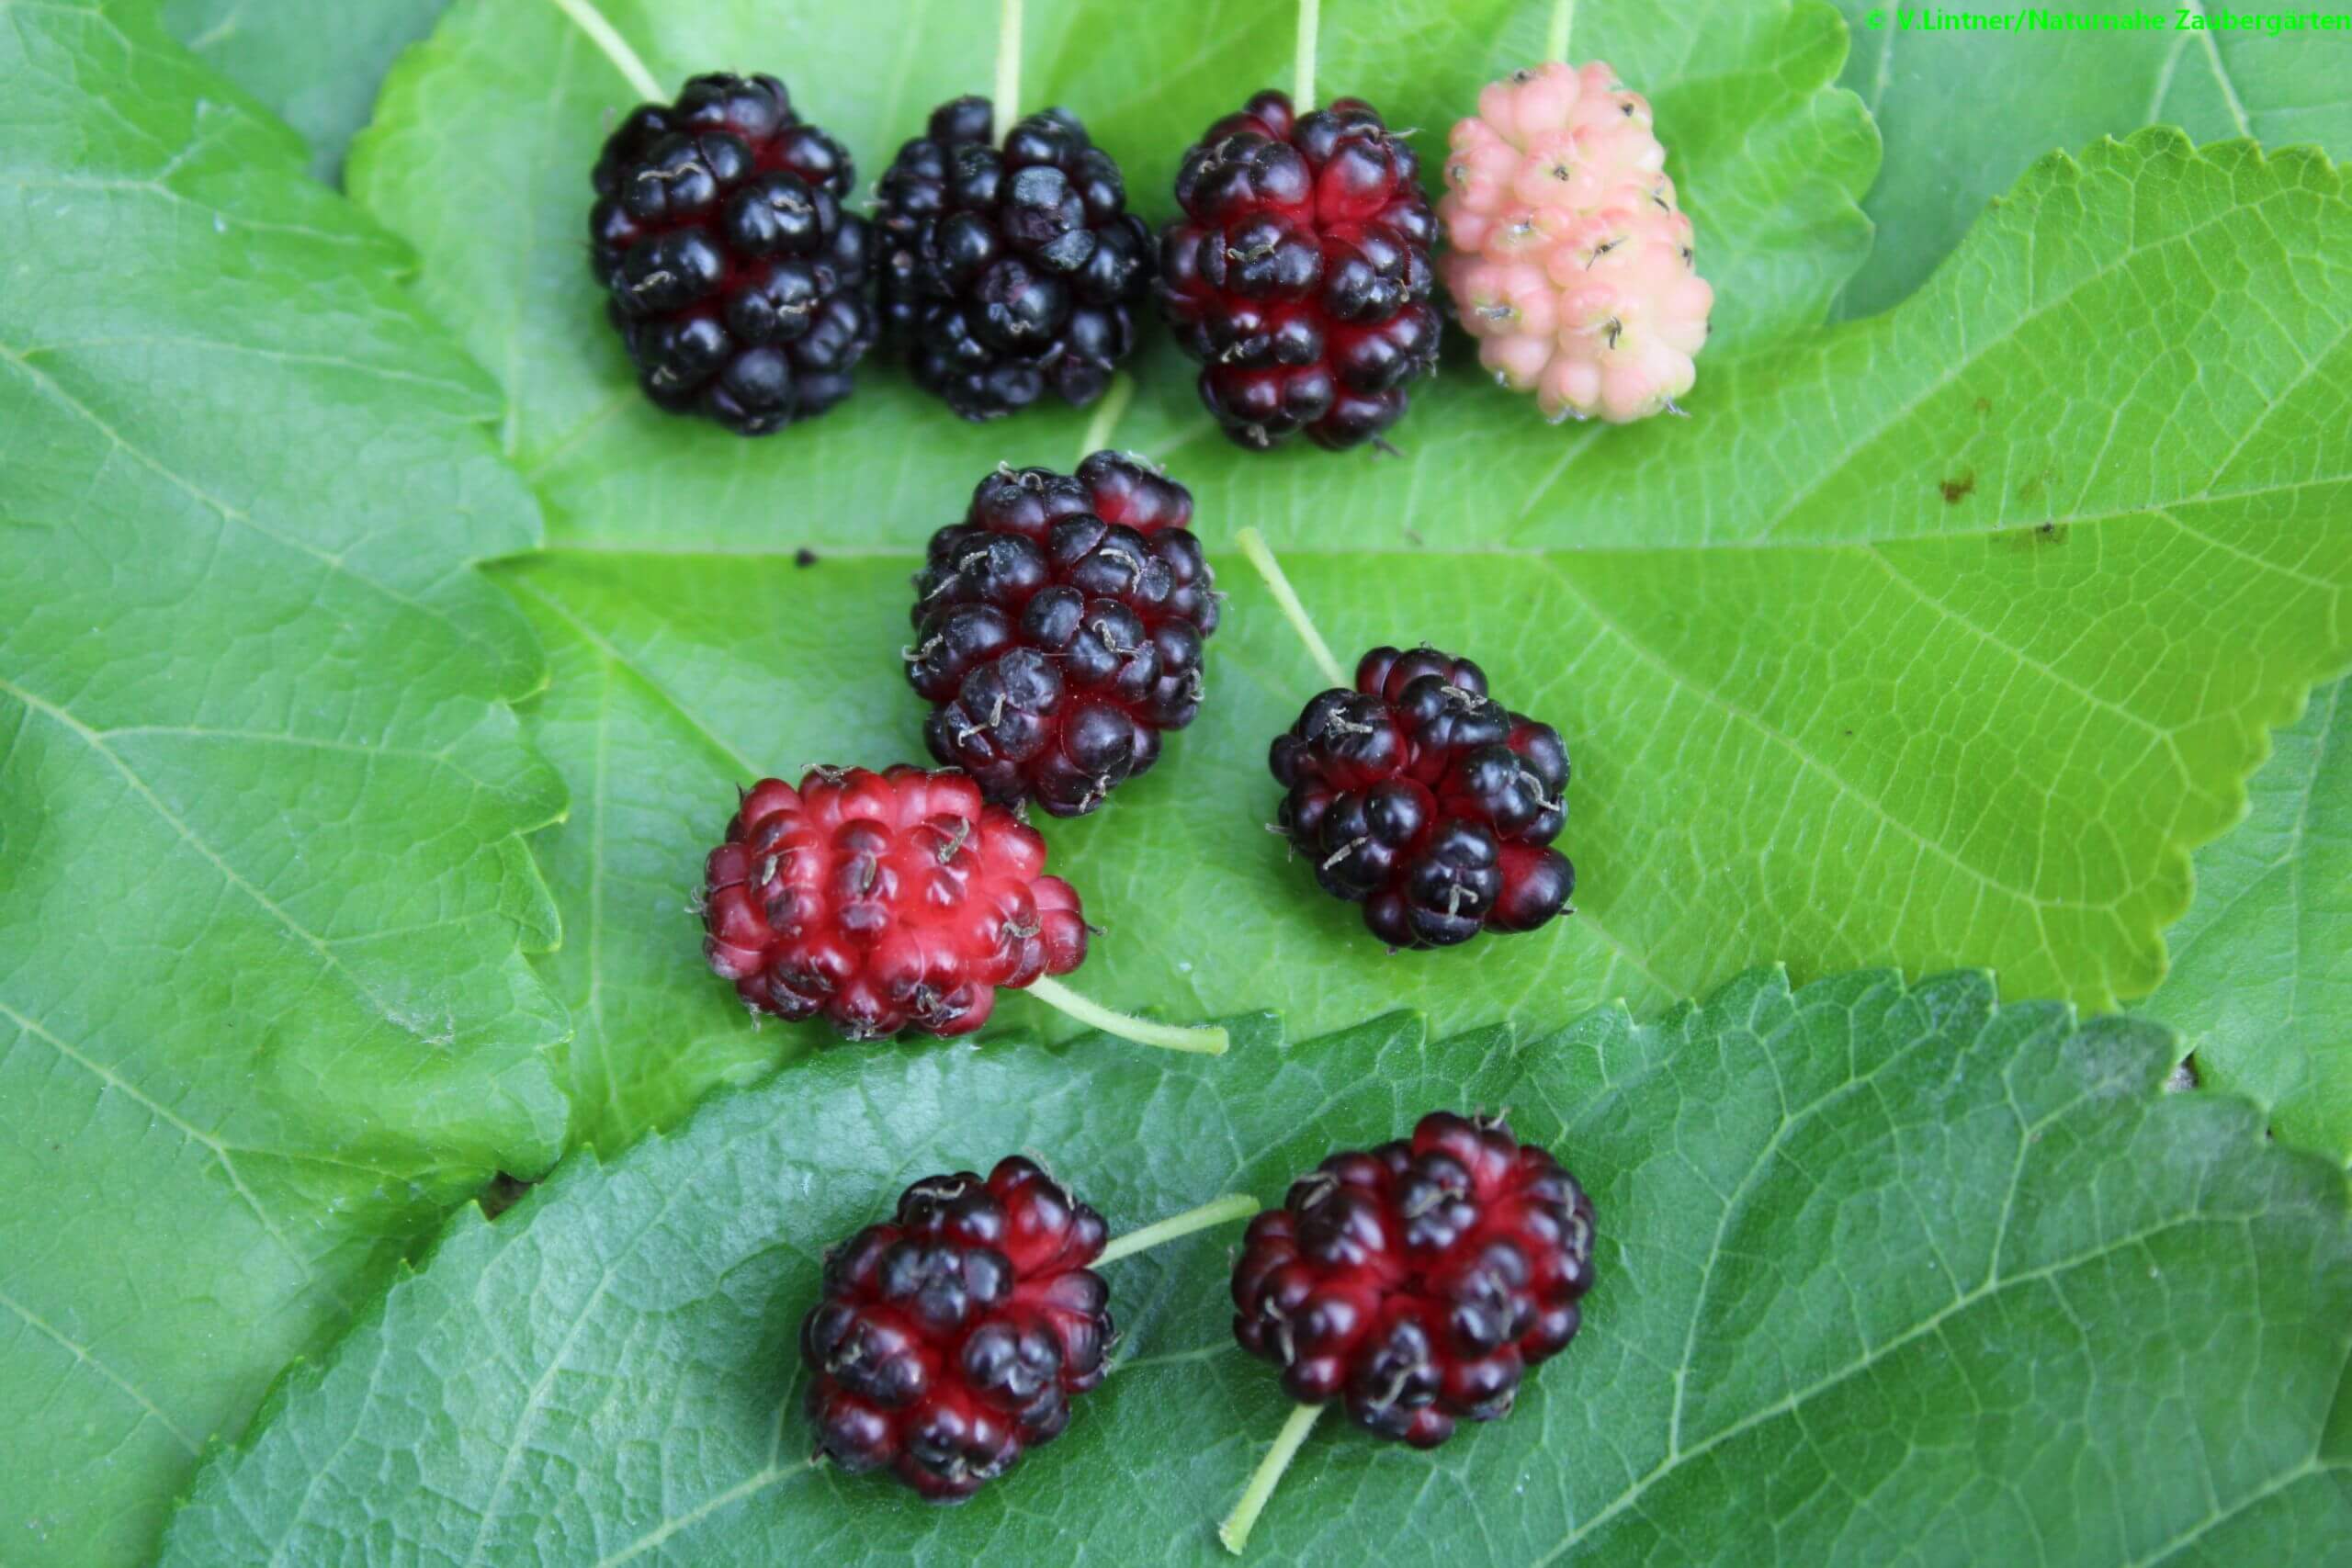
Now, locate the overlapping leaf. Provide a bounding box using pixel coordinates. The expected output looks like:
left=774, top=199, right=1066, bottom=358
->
left=0, top=5, right=569, bottom=1562
left=2, top=0, right=2343, bottom=1562
left=1828, top=0, right=2352, bottom=318
left=2146, top=675, right=2352, bottom=1163
left=158, top=969, right=2352, bottom=1564
left=162, top=0, right=453, bottom=180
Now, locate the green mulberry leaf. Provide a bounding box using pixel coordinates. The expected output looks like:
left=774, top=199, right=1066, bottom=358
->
left=1828, top=0, right=2352, bottom=318
left=157, top=970, right=2352, bottom=1563
left=0, top=4, right=567, bottom=1562
left=2145, top=675, right=2352, bottom=1164
left=351, top=0, right=2346, bottom=1147
left=162, top=0, right=453, bottom=181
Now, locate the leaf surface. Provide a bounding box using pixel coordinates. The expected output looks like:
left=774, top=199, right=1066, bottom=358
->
left=158, top=970, right=2352, bottom=1565
left=1827, top=0, right=2352, bottom=317
left=0, top=5, right=567, bottom=1562
left=2145, top=675, right=2352, bottom=1164
left=162, top=0, right=453, bottom=180
left=350, top=0, right=2351, bottom=1145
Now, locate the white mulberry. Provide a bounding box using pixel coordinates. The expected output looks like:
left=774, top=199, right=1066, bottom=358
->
left=1439, top=62, right=1712, bottom=424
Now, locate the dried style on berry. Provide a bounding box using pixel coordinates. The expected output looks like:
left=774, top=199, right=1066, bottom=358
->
left=1271, top=647, right=1573, bottom=948
left=1160, top=90, right=1442, bottom=450
left=590, top=73, right=875, bottom=434
left=1440, top=62, right=1712, bottom=423
left=703, top=766, right=1085, bottom=1039
left=876, top=98, right=1154, bottom=420
left=907, top=453, right=1218, bottom=817
left=804, top=1156, right=1114, bottom=1500
left=1232, top=1111, right=1595, bottom=1446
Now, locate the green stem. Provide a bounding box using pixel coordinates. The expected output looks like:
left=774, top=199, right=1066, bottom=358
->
left=1546, top=0, right=1577, bottom=62
left=995, top=0, right=1024, bottom=131
left=1235, top=527, right=1347, bottom=689
left=544, top=0, right=663, bottom=102
left=1023, top=976, right=1229, bottom=1055
left=1219, top=1402, right=1326, bottom=1554
left=1096, top=1192, right=1259, bottom=1266
left=1294, top=0, right=1319, bottom=107
left=1077, top=372, right=1136, bottom=464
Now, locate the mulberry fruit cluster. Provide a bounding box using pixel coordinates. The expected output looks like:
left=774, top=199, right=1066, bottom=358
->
left=1440, top=62, right=1712, bottom=423
left=876, top=98, right=1154, bottom=420
left=1271, top=647, right=1573, bottom=948
left=907, top=452, right=1218, bottom=817
left=590, top=72, right=875, bottom=434
left=1159, top=90, right=1442, bottom=450
left=1232, top=1111, right=1595, bottom=1447
left=702, top=766, right=1086, bottom=1039
left=803, top=1156, right=1114, bottom=1500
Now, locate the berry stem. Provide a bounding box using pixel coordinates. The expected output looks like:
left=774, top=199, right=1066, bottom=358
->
left=1077, top=371, right=1136, bottom=463
left=994, top=0, right=1024, bottom=134
left=546, top=0, right=663, bottom=103
left=1023, top=976, right=1229, bottom=1055
left=1235, top=527, right=1347, bottom=690
left=1218, top=1400, right=1325, bottom=1554
left=1294, top=0, right=1319, bottom=108
left=1096, top=1192, right=1260, bottom=1265
left=1546, top=0, right=1577, bottom=62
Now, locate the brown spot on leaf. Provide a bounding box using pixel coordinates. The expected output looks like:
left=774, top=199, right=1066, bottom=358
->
left=1973, top=396, right=1992, bottom=415
left=794, top=547, right=820, bottom=568
left=1939, top=471, right=1976, bottom=505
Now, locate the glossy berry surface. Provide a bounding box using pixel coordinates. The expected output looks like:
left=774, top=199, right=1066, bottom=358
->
left=1159, top=90, right=1441, bottom=450
left=908, top=452, right=1218, bottom=817
left=876, top=97, right=1153, bottom=420
left=702, top=766, right=1084, bottom=1039
left=803, top=1156, right=1114, bottom=1500
left=590, top=73, right=874, bottom=434
left=1271, top=648, right=1573, bottom=948
left=1232, top=1111, right=1595, bottom=1447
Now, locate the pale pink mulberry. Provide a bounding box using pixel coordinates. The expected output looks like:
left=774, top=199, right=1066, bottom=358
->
left=1438, top=62, right=1712, bottom=424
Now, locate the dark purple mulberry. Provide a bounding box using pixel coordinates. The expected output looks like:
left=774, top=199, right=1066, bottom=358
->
left=802, top=1156, right=1113, bottom=1500
left=590, top=73, right=875, bottom=434
left=1271, top=647, right=1572, bottom=947
left=1159, top=90, right=1441, bottom=450
left=875, top=97, right=1154, bottom=420
left=1232, top=1111, right=1595, bottom=1446
left=907, top=452, right=1217, bottom=817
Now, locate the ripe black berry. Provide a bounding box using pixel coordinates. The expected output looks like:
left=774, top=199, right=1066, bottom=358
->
left=907, top=452, right=1217, bottom=816
left=1160, top=90, right=1441, bottom=450
left=590, top=73, right=875, bottom=434
left=1271, top=647, right=1572, bottom=947
left=1232, top=1111, right=1595, bottom=1446
left=803, top=1156, right=1113, bottom=1500
left=876, top=97, right=1153, bottom=420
